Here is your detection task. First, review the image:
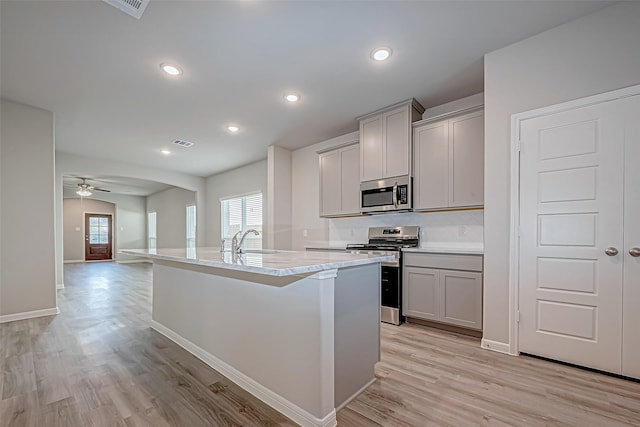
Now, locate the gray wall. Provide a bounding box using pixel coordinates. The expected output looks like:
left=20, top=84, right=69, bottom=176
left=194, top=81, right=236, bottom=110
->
left=55, top=152, right=207, bottom=285
left=483, top=2, right=640, bottom=345
left=267, top=145, right=292, bottom=250
left=63, top=194, right=146, bottom=263
left=63, top=199, right=115, bottom=261
left=205, top=159, right=268, bottom=247
left=0, top=99, right=56, bottom=317
left=146, top=187, right=196, bottom=249
left=290, top=132, right=357, bottom=250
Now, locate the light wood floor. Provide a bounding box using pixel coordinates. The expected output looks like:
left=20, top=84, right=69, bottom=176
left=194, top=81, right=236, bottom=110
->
left=0, top=263, right=639, bottom=426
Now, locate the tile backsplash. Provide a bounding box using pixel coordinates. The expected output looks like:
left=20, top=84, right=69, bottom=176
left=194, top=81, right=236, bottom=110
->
left=328, top=210, right=483, bottom=249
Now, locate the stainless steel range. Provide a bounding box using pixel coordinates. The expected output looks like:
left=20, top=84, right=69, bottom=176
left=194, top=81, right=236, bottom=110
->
left=346, top=226, right=419, bottom=325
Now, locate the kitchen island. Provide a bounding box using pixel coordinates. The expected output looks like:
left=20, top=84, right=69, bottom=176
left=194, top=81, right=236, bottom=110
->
left=121, top=247, right=394, bottom=427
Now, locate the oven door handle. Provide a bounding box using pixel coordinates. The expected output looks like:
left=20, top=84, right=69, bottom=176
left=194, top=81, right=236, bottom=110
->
left=392, top=183, right=398, bottom=207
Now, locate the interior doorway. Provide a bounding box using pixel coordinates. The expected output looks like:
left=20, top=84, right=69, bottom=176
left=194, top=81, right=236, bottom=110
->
left=85, top=213, right=113, bottom=261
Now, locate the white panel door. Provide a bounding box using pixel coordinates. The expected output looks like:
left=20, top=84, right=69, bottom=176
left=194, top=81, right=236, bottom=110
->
left=518, top=100, right=626, bottom=373
left=622, top=95, right=640, bottom=378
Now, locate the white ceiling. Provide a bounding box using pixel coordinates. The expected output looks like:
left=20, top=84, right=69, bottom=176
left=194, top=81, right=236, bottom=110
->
left=1, top=0, right=612, bottom=180
left=63, top=175, right=174, bottom=198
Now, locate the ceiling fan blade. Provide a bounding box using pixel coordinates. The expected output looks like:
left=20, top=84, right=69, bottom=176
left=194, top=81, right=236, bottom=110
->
left=93, top=187, right=111, bottom=192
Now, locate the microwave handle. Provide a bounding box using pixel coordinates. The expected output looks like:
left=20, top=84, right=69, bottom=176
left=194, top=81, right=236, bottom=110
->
left=392, top=182, right=398, bottom=207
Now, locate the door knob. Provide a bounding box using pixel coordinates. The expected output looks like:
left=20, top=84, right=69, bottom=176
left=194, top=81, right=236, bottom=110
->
left=630, top=247, right=640, bottom=257
left=605, top=247, right=619, bottom=256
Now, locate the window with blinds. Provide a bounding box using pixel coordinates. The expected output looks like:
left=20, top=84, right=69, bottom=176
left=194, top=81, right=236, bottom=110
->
left=221, top=193, right=262, bottom=249
left=186, top=204, right=196, bottom=249
left=148, top=212, right=157, bottom=250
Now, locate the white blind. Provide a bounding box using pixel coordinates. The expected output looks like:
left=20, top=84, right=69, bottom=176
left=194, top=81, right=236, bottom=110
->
left=186, top=205, right=196, bottom=249
left=148, top=212, right=157, bottom=250
left=221, top=193, right=262, bottom=249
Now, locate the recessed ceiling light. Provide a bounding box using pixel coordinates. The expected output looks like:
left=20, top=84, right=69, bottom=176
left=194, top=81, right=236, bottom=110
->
left=227, top=125, right=240, bottom=133
left=284, top=93, right=300, bottom=103
left=160, top=63, right=182, bottom=76
left=160, top=149, right=171, bottom=155
left=371, top=47, right=392, bottom=61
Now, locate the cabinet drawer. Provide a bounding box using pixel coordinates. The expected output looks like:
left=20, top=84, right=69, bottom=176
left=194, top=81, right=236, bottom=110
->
left=404, top=253, right=483, bottom=272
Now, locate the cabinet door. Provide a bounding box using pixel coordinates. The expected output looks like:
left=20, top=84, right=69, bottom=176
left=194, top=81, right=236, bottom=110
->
left=622, top=95, right=640, bottom=378
left=360, top=115, right=383, bottom=181
left=403, top=267, right=439, bottom=321
left=413, top=120, right=449, bottom=210
left=384, top=106, right=410, bottom=178
left=440, top=271, right=483, bottom=330
left=319, top=150, right=341, bottom=216
left=340, top=145, right=360, bottom=215
left=449, top=111, right=484, bottom=207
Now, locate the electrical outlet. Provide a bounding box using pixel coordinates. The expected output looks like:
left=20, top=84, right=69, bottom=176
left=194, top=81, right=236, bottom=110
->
left=458, top=226, right=468, bottom=237
left=303, top=229, right=308, bottom=238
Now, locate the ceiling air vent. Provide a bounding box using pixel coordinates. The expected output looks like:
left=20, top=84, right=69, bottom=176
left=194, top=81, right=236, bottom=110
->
left=102, top=0, right=150, bottom=20
left=172, top=139, right=195, bottom=148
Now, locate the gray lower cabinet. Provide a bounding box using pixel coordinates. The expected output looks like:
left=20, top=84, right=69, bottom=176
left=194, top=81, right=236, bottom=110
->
left=403, top=252, right=483, bottom=330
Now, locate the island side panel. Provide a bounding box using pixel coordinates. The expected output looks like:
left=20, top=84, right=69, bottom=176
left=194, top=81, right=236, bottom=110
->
left=334, top=263, right=381, bottom=409
left=151, top=261, right=336, bottom=421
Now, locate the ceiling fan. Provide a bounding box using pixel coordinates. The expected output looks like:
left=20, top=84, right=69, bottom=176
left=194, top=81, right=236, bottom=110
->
left=76, top=178, right=111, bottom=197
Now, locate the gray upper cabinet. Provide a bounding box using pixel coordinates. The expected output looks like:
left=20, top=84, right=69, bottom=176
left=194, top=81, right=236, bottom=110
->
left=413, top=109, right=484, bottom=210
left=319, top=142, right=360, bottom=217
left=358, top=99, right=424, bottom=182
left=359, top=115, right=383, bottom=182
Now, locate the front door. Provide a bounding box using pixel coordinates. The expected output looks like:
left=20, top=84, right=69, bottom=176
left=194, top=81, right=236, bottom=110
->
left=518, top=97, right=630, bottom=373
left=85, top=214, right=113, bottom=261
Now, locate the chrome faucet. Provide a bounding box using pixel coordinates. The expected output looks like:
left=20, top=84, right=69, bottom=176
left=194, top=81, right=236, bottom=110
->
left=231, top=229, right=260, bottom=254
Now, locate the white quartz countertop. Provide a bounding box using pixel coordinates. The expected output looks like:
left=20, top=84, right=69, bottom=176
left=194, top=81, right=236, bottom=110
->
left=121, top=247, right=394, bottom=277
left=402, top=246, right=484, bottom=255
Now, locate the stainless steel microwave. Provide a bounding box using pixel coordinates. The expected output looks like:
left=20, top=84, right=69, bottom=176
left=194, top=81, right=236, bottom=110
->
left=360, top=175, right=412, bottom=214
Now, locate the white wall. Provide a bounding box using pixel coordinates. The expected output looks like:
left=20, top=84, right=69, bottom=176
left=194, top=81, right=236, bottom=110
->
left=146, top=187, right=196, bottom=249
left=328, top=210, right=483, bottom=249
left=0, top=99, right=57, bottom=317
left=267, top=145, right=292, bottom=250
left=483, top=2, right=640, bottom=346
left=205, top=160, right=268, bottom=247
left=63, top=193, right=146, bottom=263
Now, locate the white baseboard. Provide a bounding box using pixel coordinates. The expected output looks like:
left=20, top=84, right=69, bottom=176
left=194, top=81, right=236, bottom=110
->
left=335, top=377, right=375, bottom=412
left=64, top=259, right=84, bottom=264
left=56, top=283, right=65, bottom=290
left=0, top=307, right=59, bottom=324
left=150, top=320, right=337, bottom=427
left=481, top=339, right=513, bottom=355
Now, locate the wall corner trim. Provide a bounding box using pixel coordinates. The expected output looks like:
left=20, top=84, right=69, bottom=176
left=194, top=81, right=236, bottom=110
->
left=481, top=339, right=514, bottom=355
left=150, top=319, right=338, bottom=427
left=0, top=307, right=60, bottom=324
